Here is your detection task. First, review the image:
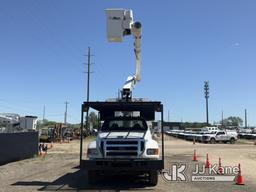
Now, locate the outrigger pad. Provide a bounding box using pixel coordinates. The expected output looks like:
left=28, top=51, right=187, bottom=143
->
left=82, top=101, right=163, bottom=121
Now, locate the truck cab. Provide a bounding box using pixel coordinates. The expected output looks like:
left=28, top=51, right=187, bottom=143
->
left=88, top=116, right=159, bottom=160
left=79, top=101, right=164, bottom=186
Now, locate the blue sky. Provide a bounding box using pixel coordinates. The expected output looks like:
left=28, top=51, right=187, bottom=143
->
left=0, top=0, right=256, bottom=125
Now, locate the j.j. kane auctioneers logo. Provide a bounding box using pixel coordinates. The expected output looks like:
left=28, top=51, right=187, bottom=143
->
left=161, top=163, right=238, bottom=182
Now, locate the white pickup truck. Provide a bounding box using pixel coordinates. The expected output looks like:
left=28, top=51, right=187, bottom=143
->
left=201, top=130, right=238, bottom=144
left=80, top=101, right=164, bottom=186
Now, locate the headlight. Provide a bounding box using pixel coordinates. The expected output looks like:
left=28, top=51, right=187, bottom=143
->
left=146, top=148, right=159, bottom=155
left=87, top=148, right=98, bottom=156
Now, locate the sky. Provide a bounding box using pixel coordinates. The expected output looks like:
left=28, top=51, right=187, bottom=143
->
left=0, top=0, right=256, bottom=125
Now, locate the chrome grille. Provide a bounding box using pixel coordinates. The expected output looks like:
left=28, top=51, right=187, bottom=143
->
left=102, top=139, right=144, bottom=158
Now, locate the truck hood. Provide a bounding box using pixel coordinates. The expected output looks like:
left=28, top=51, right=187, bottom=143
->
left=98, top=131, right=145, bottom=139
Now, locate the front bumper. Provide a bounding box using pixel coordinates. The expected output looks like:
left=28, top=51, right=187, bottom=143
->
left=80, top=159, right=164, bottom=171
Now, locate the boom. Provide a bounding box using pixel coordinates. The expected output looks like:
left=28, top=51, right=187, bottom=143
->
left=105, top=9, right=142, bottom=101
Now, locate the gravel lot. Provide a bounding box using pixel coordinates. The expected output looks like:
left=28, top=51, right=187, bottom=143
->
left=0, top=135, right=255, bottom=192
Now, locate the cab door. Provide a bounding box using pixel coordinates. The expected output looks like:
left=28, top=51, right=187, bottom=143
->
left=216, top=131, right=225, bottom=141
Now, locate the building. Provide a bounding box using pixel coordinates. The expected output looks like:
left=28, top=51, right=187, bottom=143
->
left=19, top=116, right=38, bottom=130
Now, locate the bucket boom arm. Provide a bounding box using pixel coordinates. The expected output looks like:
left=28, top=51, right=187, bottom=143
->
left=105, top=9, right=142, bottom=101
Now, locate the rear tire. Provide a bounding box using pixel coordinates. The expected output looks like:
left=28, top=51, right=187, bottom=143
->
left=230, top=138, right=235, bottom=144
left=149, top=170, right=158, bottom=186
left=210, top=138, right=216, bottom=144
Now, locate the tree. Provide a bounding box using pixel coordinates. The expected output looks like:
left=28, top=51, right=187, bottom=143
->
left=37, top=119, right=58, bottom=129
left=182, top=122, right=209, bottom=128
left=88, top=111, right=100, bottom=129
left=221, top=116, right=243, bottom=127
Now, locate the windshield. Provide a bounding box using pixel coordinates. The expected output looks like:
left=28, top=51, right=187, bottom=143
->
left=101, top=118, right=147, bottom=131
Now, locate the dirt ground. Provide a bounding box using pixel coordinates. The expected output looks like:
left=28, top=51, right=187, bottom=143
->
left=0, top=135, right=255, bottom=192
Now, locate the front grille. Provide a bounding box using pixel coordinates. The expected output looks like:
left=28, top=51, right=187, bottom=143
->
left=106, top=146, right=138, bottom=150
left=107, top=152, right=138, bottom=156
left=102, top=139, right=144, bottom=158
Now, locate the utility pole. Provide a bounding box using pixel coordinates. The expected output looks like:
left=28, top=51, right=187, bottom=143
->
left=221, top=110, right=224, bottom=127
left=84, top=47, right=94, bottom=132
left=168, top=110, right=170, bottom=122
left=43, top=105, right=45, bottom=122
left=85, top=47, right=94, bottom=102
left=204, top=81, right=209, bottom=125
left=80, top=47, right=94, bottom=164
left=64, top=101, right=69, bottom=125
left=245, top=109, right=247, bottom=128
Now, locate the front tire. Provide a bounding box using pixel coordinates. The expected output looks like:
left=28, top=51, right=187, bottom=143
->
left=149, top=170, right=158, bottom=186
left=210, top=138, right=216, bottom=144
left=230, top=138, right=235, bottom=144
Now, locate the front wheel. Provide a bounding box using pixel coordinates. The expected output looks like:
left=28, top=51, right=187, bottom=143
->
left=210, top=138, right=216, bottom=144
left=149, top=170, right=158, bottom=186
left=230, top=138, right=235, bottom=144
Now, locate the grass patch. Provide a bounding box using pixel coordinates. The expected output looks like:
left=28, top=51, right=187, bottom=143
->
left=236, top=139, right=254, bottom=145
